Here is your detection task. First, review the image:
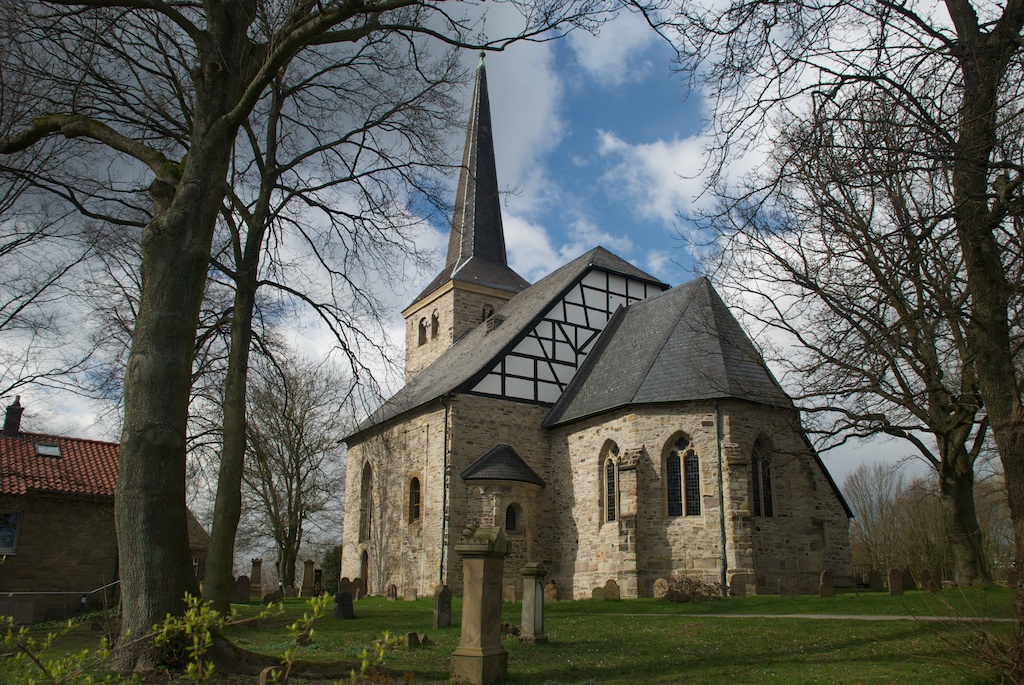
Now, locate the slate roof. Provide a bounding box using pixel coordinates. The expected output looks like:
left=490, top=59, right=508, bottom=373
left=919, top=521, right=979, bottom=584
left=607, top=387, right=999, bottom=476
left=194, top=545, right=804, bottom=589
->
left=460, top=443, right=546, bottom=487
left=544, top=277, right=793, bottom=427
left=414, top=56, right=529, bottom=302
left=348, top=246, right=663, bottom=440
left=0, top=431, right=119, bottom=498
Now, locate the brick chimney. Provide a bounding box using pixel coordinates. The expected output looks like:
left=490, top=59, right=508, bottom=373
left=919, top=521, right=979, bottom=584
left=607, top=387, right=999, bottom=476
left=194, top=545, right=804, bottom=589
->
left=4, top=396, right=23, bottom=436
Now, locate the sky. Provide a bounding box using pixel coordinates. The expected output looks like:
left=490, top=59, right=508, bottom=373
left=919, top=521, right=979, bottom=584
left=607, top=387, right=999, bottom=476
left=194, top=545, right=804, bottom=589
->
left=12, top=7, right=930, bottom=489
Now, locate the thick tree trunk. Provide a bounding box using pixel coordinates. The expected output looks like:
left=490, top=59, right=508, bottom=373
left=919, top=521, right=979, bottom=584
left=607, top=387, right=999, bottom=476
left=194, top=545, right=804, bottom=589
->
left=939, top=455, right=992, bottom=586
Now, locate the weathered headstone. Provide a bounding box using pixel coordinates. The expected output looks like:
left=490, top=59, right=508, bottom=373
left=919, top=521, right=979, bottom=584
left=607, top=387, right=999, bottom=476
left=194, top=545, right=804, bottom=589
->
left=450, top=526, right=509, bottom=685
left=420, top=633, right=434, bottom=646
left=728, top=574, right=751, bottom=598
left=250, top=559, right=264, bottom=600
left=918, top=568, right=933, bottom=591
left=778, top=577, right=800, bottom=597
left=591, top=586, right=605, bottom=600
left=405, top=631, right=421, bottom=649
left=313, top=569, right=323, bottom=596
left=502, top=585, right=517, bottom=603
left=335, top=591, right=354, bottom=619
left=902, top=567, right=917, bottom=591
left=283, top=585, right=297, bottom=598
left=231, top=576, right=250, bottom=603
left=263, top=588, right=284, bottom=605
left=520, top=562, right=547, bottom=645
left=888, top=568, right=904, bottom=596
left=543, top=582, right=558, bottom=602
left=819, top=569, right=835, bottom=598
left=338, top=577, right=355, bottom=598
left=868, top=569, right=884, bottom=592
left=386, top=584, right=398, bottom=601
left=603, top=579, right=621, bottom=601
left=353, top=577, right=366, bottom=599
left=403, top=587, right=418, bottom=602
left=300, top=559, right=315, bottom=597
left=433, top=584, right=452, bottom=629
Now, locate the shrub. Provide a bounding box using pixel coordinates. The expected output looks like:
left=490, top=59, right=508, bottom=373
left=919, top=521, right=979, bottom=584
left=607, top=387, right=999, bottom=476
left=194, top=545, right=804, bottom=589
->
left=665, top=575, right=722, bottom=603
left=322, top=545, right=342, bottom=596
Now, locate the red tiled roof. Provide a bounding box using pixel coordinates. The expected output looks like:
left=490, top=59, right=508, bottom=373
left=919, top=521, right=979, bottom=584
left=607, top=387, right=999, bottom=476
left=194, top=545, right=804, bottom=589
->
left=0, top=431, right=119, bottom=498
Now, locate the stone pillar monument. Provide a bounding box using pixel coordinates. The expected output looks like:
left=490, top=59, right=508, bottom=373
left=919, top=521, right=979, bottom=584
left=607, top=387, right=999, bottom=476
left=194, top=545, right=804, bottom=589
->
left=300, top=559, right=315, bottom=596
left=250, top=559, right=263, bottom=600
left=520, top=562, right=548, bottom=644
left=451, top=526, right=509, bottom=685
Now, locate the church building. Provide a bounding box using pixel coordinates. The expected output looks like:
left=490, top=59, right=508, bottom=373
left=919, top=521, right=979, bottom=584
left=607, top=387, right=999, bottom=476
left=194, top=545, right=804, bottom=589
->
left=340, top=57, right=853, bottom=599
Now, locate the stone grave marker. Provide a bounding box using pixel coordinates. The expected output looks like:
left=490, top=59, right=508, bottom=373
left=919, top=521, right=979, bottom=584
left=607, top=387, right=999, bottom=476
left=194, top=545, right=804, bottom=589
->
left=888, top=569, right=904, bottom=596
left=450, top=525, right=509, bottom=685
left=819, top=570, right=835, bottom=598
left=338, top=577, right=355, bottom=598
left=544, top=582, right=558, bottom=602
left=313, top=569, right=323, bottom=596
left=405, top=631, right=420, bottom=649
left=263, top=587, right=284, bottom=605
left=603, top=579, right=621, bottom=601
left=386, top=584, right=398, bottom=601
left=420, top=633, right=434, bottom=646
left=778, top=577, right=800, bottom=597
left=335, top=591, right=354, bottom=619
left=728, top=575, right=748, bottom=598
left=902, top=567, right=917, bottom=591
left=250, top=559, right=264, bottom=600
left=404, top=587, right=419, bottom=602
left=502, top=585, right=517, bottom=603
left=868, top=569, right=884, bottom=592
left=353, top=577, right=366, bottom=599
left=918, top=569, right=933, bottom=591
left=433, top=584, right=452, bottom=629
left=231, top=576, right=250, bottom=603
left=591, top=586, right=604, bottom=600
left=300, top=560, right=315, bottom=596
left=283, top=585, right=297, bottom=598
left=520, top=562, right=547, bottom=645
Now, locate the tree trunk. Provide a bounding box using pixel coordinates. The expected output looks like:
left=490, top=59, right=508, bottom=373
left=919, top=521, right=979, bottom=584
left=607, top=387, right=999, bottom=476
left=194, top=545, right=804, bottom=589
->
left=939, top=455, right=991, bottom=586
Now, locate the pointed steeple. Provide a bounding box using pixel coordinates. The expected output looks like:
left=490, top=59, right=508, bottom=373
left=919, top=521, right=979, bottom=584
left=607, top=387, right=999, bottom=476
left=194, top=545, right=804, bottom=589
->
left=412, top=54, right=530, bottom=303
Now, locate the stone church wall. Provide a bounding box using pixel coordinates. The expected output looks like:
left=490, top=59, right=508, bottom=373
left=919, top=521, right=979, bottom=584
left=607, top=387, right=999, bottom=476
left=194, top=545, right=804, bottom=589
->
left=340, top=404, right=448, bottom=597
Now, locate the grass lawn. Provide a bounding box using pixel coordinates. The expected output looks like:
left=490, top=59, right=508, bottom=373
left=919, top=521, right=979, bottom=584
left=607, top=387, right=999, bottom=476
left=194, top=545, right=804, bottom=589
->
left=7, top=587, right=1015, bottom=684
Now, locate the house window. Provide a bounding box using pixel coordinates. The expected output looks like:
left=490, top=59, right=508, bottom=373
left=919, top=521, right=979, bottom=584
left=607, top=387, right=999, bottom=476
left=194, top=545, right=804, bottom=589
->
left=505, top=503, right=523, bottom=533
left=667, top=437, right=701, bottom=517
left=604, top=443, right=619, bottom=523
left=752, top=440, right=773, bottom=517
left=0, top=512, right=21, bottom=554
left=417, top=318, right=427, bottom=346
left=430, top=312, right=439, bottom=339
left=409, top=477, right=422, bottom=523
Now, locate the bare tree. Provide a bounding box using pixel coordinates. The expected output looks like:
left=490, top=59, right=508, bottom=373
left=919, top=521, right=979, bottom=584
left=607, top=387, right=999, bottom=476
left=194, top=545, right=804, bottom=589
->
left=0, top=1, right=621, bottom=669
left=653, top=0, right=1024, bottom=658
left=706, top=95, right=994, bottom=585
left=240, top=347, right=348, bottom=589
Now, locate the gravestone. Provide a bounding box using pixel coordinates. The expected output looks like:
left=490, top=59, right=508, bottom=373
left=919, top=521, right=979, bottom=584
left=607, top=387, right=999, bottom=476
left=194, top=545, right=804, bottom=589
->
left=888, top=569, right=904, bottom=596
left=250, top=559, right=264, bottom=600
left=263, top=588, right=284, bottom=605
left=338, top=577, right=355, bottom=598
left=335, top=591, right=354, bottom=619
left=778, top=577, right=800, bottom=597
left=728, top=575, right=748, bottom=598
left=283, top=585, right=297, bottom=598
left=603, top=579, right=621, bottom=601
left=353, top=577, right=366, bottom=599
left=502, top=585, right=517, bottom=603
left=520, top=562, right=547, bottom=645
left=386, top=584, right=398, bottom=601
left=902, top=567, right=917, bottom=591
left=300, top=560, right=315, bottom=597
left=231, top=576, right=250, bottom=603
left=591, top=587, right=605, bottom=600
left=405, top=631, right=421, bottom=649
left=420, top=633, right=434, bottom=646
left=868, top=569, right=884, bottom=592
left=313, top=569, right=323, bottom=596
left=918, top=569, right=933, bottom=591
left=818, top=570, right=835, bottom=598
left=404, top=587, right=418, bottom=602
left=544, top=582, right=558, bottom=602
left=433, top=584, right=452, bottom=629
left=450, top=526, right=509, bottom=685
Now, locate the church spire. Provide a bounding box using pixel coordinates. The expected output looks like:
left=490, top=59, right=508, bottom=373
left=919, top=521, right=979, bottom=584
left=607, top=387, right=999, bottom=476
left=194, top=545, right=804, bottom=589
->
left=447, top=52, right=507, bottom=268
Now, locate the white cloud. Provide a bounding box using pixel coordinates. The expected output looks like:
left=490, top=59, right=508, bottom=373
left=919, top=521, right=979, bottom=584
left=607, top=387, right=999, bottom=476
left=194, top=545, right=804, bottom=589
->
left=598, top=131, right=710, bottom=226
left=568, top=12, right=659, bottom=87
left=504, top=214, right=562, bottom=281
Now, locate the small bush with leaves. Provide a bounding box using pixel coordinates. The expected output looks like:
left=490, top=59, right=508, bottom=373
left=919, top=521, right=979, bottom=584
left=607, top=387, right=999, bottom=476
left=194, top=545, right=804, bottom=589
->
left=664, top=575, right=722, bottom=603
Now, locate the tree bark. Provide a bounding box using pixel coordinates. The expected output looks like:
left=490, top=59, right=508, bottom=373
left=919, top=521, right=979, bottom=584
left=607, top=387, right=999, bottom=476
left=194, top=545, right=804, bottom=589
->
left=940, top=452, right=992, bottom=586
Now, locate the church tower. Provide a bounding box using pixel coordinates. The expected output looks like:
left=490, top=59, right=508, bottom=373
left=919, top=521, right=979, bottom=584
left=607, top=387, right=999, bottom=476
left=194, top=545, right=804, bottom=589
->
left=403, top=55, right=530, bottom=381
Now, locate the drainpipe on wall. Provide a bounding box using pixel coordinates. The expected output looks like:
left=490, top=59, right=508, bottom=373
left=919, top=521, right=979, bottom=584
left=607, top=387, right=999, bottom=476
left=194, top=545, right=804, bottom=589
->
left=439, top=395, right=452, bottom=584
left=714, top=400, right=728, bottom=597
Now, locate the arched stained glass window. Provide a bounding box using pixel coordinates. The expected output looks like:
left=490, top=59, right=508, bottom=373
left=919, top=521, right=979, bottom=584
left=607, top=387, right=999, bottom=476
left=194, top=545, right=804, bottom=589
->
left=605, top=457, right=617, bottom=522
left=666, top=437, right=700, bottom=517
left=408, top=477, right=421, bottom=523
